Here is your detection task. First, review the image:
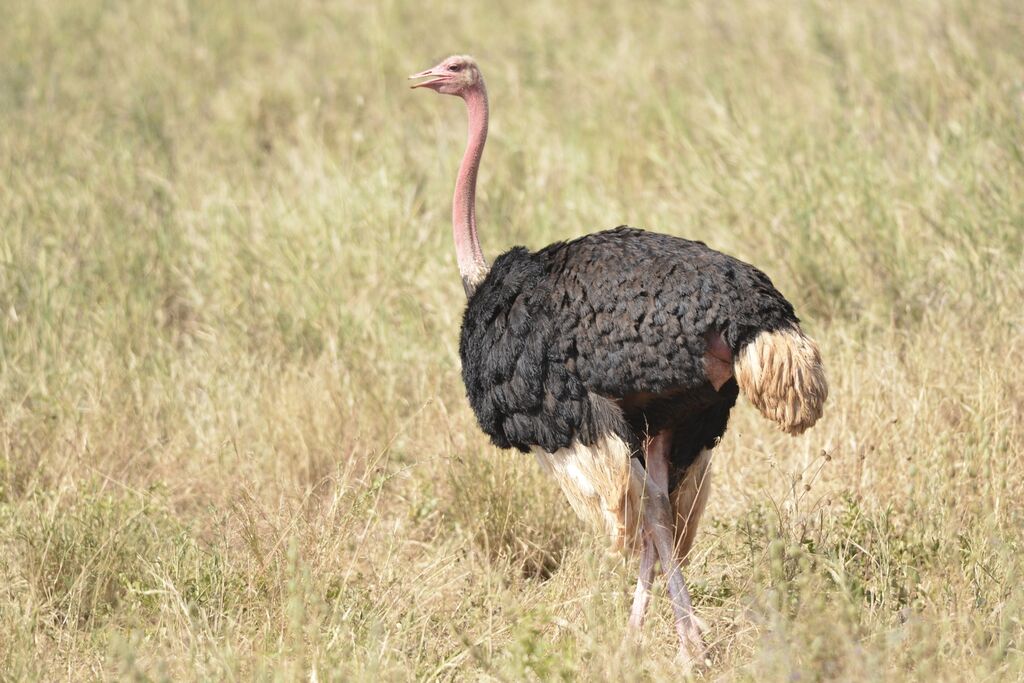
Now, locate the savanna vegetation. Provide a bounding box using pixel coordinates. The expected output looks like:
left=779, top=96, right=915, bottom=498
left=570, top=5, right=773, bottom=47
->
left=1, top=0, right=1022, bottom=679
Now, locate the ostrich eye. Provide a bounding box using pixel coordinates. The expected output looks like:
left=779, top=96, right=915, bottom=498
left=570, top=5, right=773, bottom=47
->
left=448, top=64, right=461, bottom=72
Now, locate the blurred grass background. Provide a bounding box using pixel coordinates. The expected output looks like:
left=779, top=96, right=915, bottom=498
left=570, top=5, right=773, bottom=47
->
left=1, top=0, right=1022, bottom=679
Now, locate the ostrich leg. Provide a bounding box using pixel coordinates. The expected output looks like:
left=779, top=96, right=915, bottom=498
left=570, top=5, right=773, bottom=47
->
left=672, top=449, right=713, bottom=565
left=628, top=532, right=656, bottom=630
left=643, top=431, right=706, bottom=664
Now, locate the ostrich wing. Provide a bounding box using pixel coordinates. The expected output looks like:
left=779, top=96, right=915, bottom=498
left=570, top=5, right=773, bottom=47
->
left=458, top=226, right=799, bottom=454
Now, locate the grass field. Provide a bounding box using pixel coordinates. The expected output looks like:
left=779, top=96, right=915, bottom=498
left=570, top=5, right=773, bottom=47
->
left=2, top=0, right=1023, bottom=679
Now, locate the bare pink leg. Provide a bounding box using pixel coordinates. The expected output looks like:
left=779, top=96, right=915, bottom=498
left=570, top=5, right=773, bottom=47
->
left=628, top=532, right=656, bottom=630
left=643, top=432, right=706, bottom=665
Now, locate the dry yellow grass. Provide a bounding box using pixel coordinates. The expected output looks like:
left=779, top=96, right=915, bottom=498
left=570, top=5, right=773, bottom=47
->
left=1, top=0, right=1022, bottom=679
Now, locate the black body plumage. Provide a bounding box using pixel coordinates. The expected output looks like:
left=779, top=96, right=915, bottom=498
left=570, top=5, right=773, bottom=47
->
left=458, top=226, right=799, bottom=476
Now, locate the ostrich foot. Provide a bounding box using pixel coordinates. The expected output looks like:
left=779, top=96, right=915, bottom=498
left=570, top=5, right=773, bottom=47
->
left=670, top=592, right=707, bottom=667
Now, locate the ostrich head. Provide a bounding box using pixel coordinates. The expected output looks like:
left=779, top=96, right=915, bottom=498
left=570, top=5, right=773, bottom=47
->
left=409, top=55, right=483, bottom=96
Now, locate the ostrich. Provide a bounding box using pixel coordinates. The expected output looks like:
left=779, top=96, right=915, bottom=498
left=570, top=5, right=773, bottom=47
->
left=410, top=55, right=827, bottom=665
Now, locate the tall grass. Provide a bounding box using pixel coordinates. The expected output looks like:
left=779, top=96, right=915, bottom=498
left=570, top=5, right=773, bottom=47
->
left=1, top=0, right=1022, bottom=679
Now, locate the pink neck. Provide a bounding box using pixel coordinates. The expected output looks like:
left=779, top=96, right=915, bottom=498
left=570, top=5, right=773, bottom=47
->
left=453, top=85, right=489, bottom=296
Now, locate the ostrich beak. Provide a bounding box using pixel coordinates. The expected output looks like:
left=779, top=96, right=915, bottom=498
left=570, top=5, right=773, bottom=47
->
left=409, top=67, right=447, bottom=89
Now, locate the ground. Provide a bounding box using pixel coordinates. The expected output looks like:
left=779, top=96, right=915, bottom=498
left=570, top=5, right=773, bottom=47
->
left=1, top=0, right=1022, bottom=680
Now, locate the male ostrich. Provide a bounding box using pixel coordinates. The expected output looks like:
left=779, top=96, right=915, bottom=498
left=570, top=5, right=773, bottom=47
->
left=411, top=55, right=827, bottom=664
